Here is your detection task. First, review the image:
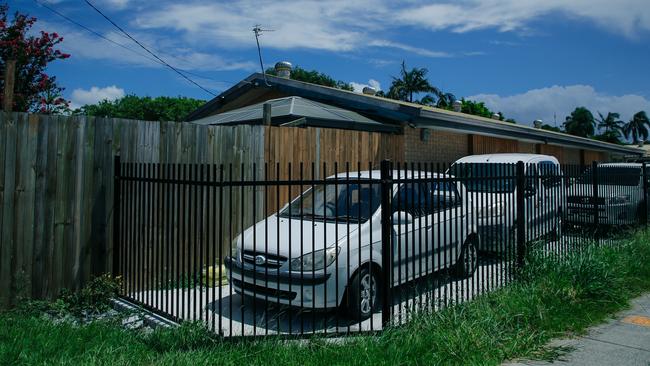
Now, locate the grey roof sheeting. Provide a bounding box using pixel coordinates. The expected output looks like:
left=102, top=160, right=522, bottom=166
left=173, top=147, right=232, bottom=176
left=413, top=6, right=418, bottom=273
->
left=191, top=96, right=398, bottom=132
left=187, top=73, right=643, bottom=156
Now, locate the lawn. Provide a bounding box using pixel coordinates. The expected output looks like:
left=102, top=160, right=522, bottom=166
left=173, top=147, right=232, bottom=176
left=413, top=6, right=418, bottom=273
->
left=2, top=230, right=650, bottom=365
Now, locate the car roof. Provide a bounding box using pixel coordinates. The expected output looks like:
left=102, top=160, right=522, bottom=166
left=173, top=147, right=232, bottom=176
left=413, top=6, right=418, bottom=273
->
left=327, top=170, right=452, bottom=180
left=453, top=153, right=559, bottom=164
left=599, top=162, right=642, bottom=168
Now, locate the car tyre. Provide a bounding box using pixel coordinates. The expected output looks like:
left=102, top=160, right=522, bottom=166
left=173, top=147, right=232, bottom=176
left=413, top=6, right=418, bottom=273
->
left=344, top=267, right=380, bottom=321
left=453, top=236, right=478, bottom=279
left=550, top=210, right=563, bottom=241
left=637, top=202, right=647, bottom=225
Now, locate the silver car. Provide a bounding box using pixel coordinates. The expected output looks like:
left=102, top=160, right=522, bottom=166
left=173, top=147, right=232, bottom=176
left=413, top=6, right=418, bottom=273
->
left=225, top=170, right=479, bottom=320
left=567, top=163, right=647, bottom=225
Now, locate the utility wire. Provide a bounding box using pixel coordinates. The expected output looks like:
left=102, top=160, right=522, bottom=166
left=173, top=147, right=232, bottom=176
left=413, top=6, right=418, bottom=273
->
left=33, top=0, right=245, bottom=89
left=33, top=0, right=161, bottom=65
left=83, top=0, right=217, bottom=96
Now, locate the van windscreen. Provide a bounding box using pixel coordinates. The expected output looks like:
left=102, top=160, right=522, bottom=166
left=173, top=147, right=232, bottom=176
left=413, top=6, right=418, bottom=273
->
left=449, top=163, right=516, bottom=193
left=577, top=167, right=640, bottom=186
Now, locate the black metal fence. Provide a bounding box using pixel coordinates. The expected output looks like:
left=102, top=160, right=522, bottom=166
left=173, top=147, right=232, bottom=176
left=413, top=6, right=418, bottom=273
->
left=113, top=157, right=648, bottom=338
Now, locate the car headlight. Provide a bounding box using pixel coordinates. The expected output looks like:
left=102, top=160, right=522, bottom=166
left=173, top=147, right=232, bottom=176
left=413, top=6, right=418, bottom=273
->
left=478, top=203, right=504, bottom=218
left=235, top=248, right=242, bottom=262
left=290, top=246, right=340, bottom=271
left=609, top=195, right=630, bottom=205
left=232, top=235, right=242, bottom=261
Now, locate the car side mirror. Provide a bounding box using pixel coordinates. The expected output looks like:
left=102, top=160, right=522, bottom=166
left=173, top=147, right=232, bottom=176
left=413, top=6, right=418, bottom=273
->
left=392, top=211, right=413, bottom=225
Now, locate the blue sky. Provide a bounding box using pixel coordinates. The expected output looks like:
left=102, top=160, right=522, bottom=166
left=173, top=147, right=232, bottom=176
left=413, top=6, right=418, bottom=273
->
left=13, top=0, right=650, bottom=127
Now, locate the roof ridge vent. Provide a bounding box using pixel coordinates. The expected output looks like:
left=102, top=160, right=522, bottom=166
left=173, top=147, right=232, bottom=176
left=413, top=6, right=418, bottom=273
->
left=362, top=86, right=377, bottom=96
left=274, top=61, right=292, bottom=78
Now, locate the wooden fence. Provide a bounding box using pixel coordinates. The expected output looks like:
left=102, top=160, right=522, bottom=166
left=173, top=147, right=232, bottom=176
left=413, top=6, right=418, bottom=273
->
left=0, top=112, right=403, bottom=307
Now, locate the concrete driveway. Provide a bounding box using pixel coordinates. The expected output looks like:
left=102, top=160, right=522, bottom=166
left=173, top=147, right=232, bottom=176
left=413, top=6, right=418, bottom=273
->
left=135, top=256, right=509, bottom=337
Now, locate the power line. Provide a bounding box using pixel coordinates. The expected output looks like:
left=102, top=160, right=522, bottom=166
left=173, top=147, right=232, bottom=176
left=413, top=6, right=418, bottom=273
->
left=33, top=0, right=162, bottom=66
left=83, top=0, right=217, bottom=96
left=33, top=0, right=246, bottom=91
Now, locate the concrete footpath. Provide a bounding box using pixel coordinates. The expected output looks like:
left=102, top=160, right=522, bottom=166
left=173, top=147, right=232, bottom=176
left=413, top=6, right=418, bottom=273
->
left=506, top=293, right=650, bottom=366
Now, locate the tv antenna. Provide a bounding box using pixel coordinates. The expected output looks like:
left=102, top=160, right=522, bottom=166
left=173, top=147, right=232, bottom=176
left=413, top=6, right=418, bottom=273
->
left=253, top=24, right=274, bottom=87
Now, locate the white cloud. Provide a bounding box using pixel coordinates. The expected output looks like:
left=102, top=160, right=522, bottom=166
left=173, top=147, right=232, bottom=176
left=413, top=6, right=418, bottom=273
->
left=134, top=1, right=384, bottom=52
left=468, top=85, right=650, bottom=127
left=351, top=79, right=382, bottom=93
left=395, top=0, right=650, bottom=37
left=100, top=0, right=130, bottom=10
left=130, top=0, right=650, bottom=62
left=133, top=1, right=454, bottom=57
left=70, top=85, right=125, bottom=108
left=368, top=40, right=452, bottom=58
left=40, top=21, right=256, bottom=72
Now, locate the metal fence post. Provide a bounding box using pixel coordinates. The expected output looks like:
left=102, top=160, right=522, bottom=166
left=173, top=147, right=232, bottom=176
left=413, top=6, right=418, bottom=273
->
left=112, top=155, right=121, bottom=278
left=643, top=162, right=648, bottom=225
left=515, top=161, right=526, bottom=268
left=591, top=161, right=600, bottom=244
left=380, top=159, right=393, bottom=327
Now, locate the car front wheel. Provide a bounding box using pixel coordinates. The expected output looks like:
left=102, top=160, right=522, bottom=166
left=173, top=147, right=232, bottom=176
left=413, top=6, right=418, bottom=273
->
left=344, top=267, right=380, bottom=321
left=453, top=237, right=478, bottom=279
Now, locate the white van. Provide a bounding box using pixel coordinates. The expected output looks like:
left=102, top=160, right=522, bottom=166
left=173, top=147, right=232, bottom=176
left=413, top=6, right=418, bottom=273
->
left=225, top=170, right=479, bottom=320
left=449, top=154, right=565, bottom=251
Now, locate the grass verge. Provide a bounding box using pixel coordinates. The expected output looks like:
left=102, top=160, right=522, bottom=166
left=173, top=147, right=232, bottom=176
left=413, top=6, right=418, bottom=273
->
left=2, top=230, right=650, bottom=365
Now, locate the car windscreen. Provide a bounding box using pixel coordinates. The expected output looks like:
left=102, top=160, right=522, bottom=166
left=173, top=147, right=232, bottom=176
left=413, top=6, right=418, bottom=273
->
left=449, top=163, right=516, bottom=193
left=577, top=167, right=641, bottom=186
left=279, top=181, right=381, bottom=223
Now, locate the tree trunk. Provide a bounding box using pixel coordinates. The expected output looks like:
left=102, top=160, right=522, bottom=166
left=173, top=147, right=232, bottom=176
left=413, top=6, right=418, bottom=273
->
left=3, top=59, right=16, bottom=112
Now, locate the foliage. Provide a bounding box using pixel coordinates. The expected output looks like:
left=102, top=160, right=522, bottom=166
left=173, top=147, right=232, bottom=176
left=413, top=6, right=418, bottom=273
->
left=458, top=98, right=495, bottom=119
left=75, top=95, right=206, bottom=122
left=265, top=65, right=353, bottom=91
left=3, top=230, right=650, bottom=365
left=563, top=107, right=595, bottom=137
left=386, top=61, right=442, bottom=104
left=541, top=124, right=563, bottom=133
left=15, top=274, right=121, bottom=318
left=594, top=112, right=624, bottom=144
left=0, top=4, right=70, bottom=113
left=623, top=111, right=650, bottom=145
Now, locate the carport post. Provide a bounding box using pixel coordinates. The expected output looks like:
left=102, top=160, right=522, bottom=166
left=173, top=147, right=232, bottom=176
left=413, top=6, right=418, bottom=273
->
left=592, top=161, right=600, bottom=244
left=515, top=161, right=526, bottom=269
left=379, top=160, right=393, bottom=327
left=643, top=162, right=648, bottom=225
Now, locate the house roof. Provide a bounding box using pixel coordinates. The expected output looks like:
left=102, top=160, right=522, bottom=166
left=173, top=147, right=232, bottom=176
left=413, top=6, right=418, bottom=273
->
left=186, top=73, right=643, bottom=156
left=191, top=96, right=398, bottom=132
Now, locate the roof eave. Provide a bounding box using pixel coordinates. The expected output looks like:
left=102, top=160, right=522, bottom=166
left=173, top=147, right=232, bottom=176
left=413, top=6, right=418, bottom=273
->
left=417, top=109, right=643, bottom=156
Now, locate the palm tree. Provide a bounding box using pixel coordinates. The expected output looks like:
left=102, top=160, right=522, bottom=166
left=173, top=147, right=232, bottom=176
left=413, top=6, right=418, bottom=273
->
left=595, top=112, right=624, bottom=144
left=387, top=61, right=441, bottom=103
left=597, top=112, right=623, bottom=133
left=623, top=111, right=650, bottom=146
left=435, top=92, right=457, bottom=108
left=563, top=107, right=595, bottom=137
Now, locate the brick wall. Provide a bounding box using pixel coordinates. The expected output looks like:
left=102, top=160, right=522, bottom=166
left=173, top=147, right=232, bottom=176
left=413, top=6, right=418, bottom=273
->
left=564, top=148, right=582, bottom=164
left=404, top=128, right=468, bottom=163
left=519, top=142, right=536, bottom=153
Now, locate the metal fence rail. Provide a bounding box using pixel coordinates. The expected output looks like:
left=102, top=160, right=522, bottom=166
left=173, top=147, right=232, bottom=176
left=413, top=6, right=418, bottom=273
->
left=113, top=157, right=648, bottom=338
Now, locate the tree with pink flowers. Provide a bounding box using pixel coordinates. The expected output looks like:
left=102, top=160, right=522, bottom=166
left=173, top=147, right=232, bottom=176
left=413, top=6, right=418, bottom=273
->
left=0, top=4, right=70, bottom=113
